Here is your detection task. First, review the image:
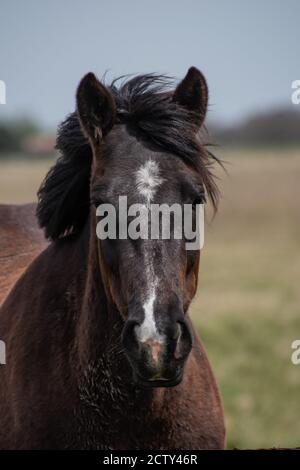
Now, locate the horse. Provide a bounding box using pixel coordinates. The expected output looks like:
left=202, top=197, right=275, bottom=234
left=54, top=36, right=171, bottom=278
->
left=0, top=67, right=225, bottom=449
left=0, top=203, right=47, bottom=305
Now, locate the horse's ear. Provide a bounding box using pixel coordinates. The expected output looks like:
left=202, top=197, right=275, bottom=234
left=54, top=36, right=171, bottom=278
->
left=173, top=67, right=208, bottom=128
left=76, top=72, right=116, bottom=145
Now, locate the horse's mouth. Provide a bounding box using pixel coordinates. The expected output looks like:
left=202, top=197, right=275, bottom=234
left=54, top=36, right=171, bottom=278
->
left=133, top=371, right=183, bottom=388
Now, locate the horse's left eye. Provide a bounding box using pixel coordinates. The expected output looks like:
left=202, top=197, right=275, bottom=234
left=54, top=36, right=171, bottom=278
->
left=91, top=199, right=101, bottom=208
left=91, top=196, right=104, bottom=208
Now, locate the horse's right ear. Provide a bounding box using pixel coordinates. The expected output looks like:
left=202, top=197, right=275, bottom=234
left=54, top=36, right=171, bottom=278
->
left=76, top=72, right=116, bottom=145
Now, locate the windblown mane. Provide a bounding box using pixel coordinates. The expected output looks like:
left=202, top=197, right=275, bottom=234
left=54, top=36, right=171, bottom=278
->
left=37, top=74, right=220, bottom=241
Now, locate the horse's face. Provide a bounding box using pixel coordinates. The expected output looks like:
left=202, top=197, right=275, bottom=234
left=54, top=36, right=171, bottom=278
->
left=77, top=68, right=211, bottom=387
left=90, top=132, right=202, bottom=386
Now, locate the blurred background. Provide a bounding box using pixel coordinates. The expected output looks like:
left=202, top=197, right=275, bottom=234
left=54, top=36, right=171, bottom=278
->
left=0, top=0, right=299, bottom=448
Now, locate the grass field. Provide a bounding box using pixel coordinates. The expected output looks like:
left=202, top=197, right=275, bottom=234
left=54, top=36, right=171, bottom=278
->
left=0, top=148, right=300, bottom=448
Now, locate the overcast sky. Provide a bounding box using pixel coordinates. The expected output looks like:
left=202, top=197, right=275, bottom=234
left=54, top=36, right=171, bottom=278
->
left=0, top=0, right=299, bottom=129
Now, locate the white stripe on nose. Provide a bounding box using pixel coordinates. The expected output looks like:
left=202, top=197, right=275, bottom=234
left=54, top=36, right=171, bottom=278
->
left=134, top=160, right=164, bottom=344
left=135, top=284, right=164, bottom=343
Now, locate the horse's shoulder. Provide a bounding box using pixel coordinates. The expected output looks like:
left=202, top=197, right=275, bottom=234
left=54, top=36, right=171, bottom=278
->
left=0, top=203, right=47, bottom=305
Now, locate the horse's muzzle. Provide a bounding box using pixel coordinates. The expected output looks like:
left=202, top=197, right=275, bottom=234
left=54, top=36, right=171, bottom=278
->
left=122, top=317, right=193, bottom=387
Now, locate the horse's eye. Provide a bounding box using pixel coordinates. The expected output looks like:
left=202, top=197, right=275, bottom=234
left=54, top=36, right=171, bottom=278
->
left=192, top=196, right=205, bottom=208
left=91, top=197, right=104, bottom=209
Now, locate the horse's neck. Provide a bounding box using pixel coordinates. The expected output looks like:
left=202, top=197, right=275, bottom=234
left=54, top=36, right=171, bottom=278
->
left=75, top=214, right=127, bottom=376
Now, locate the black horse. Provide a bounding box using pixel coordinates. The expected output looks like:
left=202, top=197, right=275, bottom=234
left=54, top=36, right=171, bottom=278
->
left=0, top=67, right=225, bottom=449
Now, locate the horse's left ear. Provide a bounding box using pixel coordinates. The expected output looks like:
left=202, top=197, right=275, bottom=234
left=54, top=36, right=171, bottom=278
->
left=173, top=67, right=208, bottom=128
left=76, top=72, right=116, bottom=145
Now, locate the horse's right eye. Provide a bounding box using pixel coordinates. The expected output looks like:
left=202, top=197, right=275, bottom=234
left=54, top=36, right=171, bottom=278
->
left=192, top=196, right=205, bottom=209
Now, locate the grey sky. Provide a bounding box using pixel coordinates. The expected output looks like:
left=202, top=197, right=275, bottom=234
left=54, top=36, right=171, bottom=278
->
left=0, top=0, right=299, bottom=129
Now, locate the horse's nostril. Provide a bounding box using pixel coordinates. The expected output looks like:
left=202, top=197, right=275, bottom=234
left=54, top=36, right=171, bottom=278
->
left=122, top=320, right=140, bottom=354
left=174, top=320, right=193, bottom=360
left=173, top=323, right=181, bottom=341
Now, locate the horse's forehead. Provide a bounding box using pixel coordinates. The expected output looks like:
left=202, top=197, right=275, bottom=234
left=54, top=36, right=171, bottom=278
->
left=101, top=133, right=171, bottom=178
left=104, top=126, right=173, bottom=170
left=94, top=126, right=193, bottom=199
left=105, top=157, right=170, bottom=201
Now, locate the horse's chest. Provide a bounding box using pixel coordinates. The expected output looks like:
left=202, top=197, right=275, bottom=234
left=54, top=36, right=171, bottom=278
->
left=72, top=370, right=174, bottom=449
left=72, top=408, right=173, bottom=450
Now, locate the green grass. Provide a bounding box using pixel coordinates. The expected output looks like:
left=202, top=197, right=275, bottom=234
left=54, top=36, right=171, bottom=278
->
left=1, top=148, right=300, bottom=448
left=190, top=148, right=300, bottom=448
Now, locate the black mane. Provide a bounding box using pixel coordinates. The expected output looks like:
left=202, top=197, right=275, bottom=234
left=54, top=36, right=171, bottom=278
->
left=37, top=74, right=220, bottom=240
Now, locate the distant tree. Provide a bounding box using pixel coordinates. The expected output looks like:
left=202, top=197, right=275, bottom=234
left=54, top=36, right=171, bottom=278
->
left=0, top=117, right=40, bottom=155
left=210, top=108, right=300, bottom=147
